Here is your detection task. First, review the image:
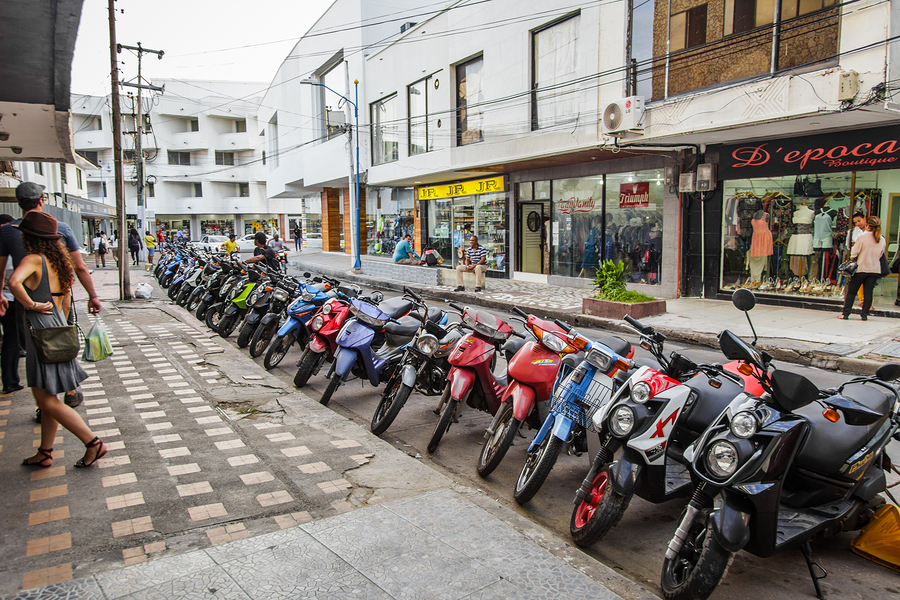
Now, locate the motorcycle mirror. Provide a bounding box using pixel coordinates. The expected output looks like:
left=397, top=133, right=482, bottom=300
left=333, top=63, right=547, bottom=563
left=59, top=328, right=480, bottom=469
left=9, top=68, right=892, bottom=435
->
left=303, top=272, right=311, bottom=278
left=875, top=362, right=900, bottom=381
left=732, top=288, right=756, bottom=312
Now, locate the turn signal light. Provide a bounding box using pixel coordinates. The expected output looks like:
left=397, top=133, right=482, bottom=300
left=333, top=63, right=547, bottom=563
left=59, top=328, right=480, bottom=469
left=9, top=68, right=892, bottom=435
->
left=738, top=363, right=754, bottom=376
left=569, top=334, right=589, bottom=350
left=614, top=359, right=631, bottom=373
left=823, top=409, right=840, bottom=423
left=709, top=379, right=722, bottom=389
left=265, top=286, right=274, bottom=292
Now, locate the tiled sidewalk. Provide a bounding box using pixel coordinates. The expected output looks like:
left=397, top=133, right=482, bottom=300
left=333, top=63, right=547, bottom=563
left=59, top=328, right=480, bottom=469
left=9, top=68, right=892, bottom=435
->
left=3, top=489, right=623, bottom=600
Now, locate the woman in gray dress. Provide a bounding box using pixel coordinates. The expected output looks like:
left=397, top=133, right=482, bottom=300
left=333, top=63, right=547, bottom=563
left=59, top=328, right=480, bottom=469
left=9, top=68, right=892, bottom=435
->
left=9, top=211, right=106, bottom=468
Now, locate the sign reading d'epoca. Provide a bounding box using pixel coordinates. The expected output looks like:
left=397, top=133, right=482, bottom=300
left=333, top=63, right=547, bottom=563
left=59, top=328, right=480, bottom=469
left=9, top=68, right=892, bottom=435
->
left=717, top=125, right=900, bottom=179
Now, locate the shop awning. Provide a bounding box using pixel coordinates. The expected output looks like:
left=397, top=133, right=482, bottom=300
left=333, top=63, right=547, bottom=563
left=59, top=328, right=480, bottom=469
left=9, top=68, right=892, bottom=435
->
left=66, top=194, right=116, bottom=219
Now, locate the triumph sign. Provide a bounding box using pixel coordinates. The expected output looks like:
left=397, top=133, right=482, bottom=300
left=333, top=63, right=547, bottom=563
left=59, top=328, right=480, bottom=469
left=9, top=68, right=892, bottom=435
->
left=718, top=125, right=900, bottom=179
left=619, top=182, right=650, bottom=208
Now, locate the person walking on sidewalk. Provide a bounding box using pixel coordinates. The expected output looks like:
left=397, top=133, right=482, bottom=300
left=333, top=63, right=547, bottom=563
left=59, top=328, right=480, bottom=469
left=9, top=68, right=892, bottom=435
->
left=9, top=211, right=106, bottom=469
left=0, top=182, right=101, bottom=410
left=840, top=215, right=885, bottom=321
left=92, top=232, right=106, bottom=268
left=393, top=234, right=420, bottom=265
left=455, top=235, right=487, bottom=292
left=293, top=224, right=302, bottom=251
left=144, top=231, right=156, bottom=266
left=128, top=228, right=142, bottom=266
left=0, top=214, right=23, bottom=395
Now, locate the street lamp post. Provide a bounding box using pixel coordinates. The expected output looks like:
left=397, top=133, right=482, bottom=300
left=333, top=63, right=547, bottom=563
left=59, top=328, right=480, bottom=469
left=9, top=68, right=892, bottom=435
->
left=302, top=78, right=361, bottom=271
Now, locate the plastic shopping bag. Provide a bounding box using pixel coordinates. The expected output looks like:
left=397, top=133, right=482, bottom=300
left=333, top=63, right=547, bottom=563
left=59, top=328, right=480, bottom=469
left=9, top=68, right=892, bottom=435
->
left=134, top=282, right=153, bottom=299
left=82, top=317, right=114, bottom=362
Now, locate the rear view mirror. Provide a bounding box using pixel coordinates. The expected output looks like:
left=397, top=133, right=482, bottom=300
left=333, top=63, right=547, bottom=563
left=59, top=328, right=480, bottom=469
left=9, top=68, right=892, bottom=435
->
left=303, top=272, right=311, bottom=278
left=732, top=288, right=756, bottom=312
left=770, top=370, right=819, bottom=412
left=875, top=363, right=900, bottom=381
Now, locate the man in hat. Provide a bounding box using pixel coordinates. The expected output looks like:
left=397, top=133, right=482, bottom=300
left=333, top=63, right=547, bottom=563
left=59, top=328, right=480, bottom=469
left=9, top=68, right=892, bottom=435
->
left=0, top=182, right=102, bottom=406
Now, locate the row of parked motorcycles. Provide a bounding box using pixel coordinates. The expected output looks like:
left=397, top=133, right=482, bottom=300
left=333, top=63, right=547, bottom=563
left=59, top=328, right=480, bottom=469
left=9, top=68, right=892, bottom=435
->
left=152, top=243, right=900, bottom=600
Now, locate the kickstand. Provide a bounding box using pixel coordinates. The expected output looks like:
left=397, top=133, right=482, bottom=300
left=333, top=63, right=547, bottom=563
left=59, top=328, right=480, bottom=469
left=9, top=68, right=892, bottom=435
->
left=800, top=541, right=827, bottom=600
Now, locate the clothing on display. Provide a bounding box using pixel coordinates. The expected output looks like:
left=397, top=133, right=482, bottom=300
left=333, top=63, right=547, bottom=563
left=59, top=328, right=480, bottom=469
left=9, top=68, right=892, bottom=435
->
left=813, top=210, right=834, bottom=249
left=787, top=205, right=814, bottom=256
left=749, top=213, right=773, bottom=257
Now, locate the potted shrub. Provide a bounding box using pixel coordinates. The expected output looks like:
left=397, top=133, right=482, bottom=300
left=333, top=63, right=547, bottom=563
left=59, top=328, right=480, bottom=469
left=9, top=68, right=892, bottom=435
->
left=582, top=260, right=667, bottom=319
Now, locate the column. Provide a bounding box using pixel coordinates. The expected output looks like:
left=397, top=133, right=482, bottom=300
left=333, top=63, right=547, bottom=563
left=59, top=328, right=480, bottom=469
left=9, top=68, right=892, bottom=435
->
left=321, top=188, right=342, bottom=252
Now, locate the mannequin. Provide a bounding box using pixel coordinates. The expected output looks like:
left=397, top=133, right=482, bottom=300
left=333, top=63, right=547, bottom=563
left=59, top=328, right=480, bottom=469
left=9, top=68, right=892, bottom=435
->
left=749, top=210, right=773, bottom=282
left=788, top=201, right=815, bottom=276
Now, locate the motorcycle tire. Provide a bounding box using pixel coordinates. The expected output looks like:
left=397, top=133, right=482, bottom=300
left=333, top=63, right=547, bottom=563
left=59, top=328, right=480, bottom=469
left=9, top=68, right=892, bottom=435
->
left=250, top=320, right=279, bottom=358
left=236, top=319, right=257, bottom=348
left=205, top=306, right=224, bottom=330
left=320, top=374, right=342, bottom=407
left=187, top=290, right=204, bottom=312
left=161, top=274, right=172, bottom=289
left=196, top=298, right=212, bottom=322
left=167, top=281, right=182, bottom=300
left=514, top=434, right=564, bottom=505
left=218, top=313, right=240, bottom=338
left=660, top=511, right=732, bottom=600
left=371, top=374, right=413, bottom=435
left=293, top=348, right=321, bottom=386
left=175, top=285, right=192, bottom=307
left=427, top=396, right=459, bottom=454
left=569, top=464, right=632, bottom=548
left=476, top=401, right=520, bottom=478
left=263, top=331, right=294, bottom=368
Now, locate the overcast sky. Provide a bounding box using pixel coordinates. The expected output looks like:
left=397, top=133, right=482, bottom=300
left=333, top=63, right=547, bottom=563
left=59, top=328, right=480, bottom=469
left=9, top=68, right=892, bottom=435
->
left=71, top=0, right=332, bottom=96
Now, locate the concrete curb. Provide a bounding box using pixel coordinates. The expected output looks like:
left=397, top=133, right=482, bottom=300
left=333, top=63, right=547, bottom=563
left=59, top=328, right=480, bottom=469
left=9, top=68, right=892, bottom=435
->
left=289, top=258, right=890, bottom=376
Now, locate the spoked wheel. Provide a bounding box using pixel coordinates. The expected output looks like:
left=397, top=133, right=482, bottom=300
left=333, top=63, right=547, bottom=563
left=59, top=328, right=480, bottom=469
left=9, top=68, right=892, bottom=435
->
left=264, top=331, right=295, bottom=369
left=660, top=509, right=732, bottom=600
left=427, top=385, right=458, bottom=454
left=569, top=465, right=632, bottom=547
left=320, top=374, right=342, bottom=406
left=371, top=372, right=413, bottom=435
left=205, top=306, right=224, bottom=330
left=476, top=401, right=520, bottom=478
left=250, top=321, right=279, bottom=358
left=514, top=432, right=563, bottom=505
left=293, top=348, right=322, bottom=386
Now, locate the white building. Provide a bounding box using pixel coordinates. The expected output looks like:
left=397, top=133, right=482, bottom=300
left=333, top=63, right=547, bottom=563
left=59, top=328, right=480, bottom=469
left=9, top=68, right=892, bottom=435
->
left=71, top=80, right=278, bottom=241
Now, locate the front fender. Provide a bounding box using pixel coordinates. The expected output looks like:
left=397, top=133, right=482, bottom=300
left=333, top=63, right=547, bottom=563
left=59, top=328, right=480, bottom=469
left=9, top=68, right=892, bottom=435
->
left=401, top=363, right=418, bottom=388
left=501, top=381, right=536, bottom=422
left=260, top=312, right=280, bottom=326
left=608, top=447, right=644, bottom=496
left=309, top=334, right=327, bottom=354
left=550, top=413, right=575, bottom=442
left=246, top=309, right=265, bottom=325
left=224, top=304, right=241, bottom=317
left=448, top=367, right=476, bottom=402
left=709, top=491, right=752, bottom=553
left=277, top=317, right=300, bottom=337
left=333, top=346, right=358, bottom=379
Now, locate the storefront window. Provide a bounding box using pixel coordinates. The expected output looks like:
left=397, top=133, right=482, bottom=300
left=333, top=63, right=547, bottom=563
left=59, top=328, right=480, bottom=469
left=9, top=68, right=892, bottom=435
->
left=605, top=171, right=665, bottom=285
left=720, top=170, right=884, bottom=301
left=476, top=193, right=507, bottom=270
left=428, top=199, right=452, bottom=261
left=156, top=218, right=191, bottom=240
left=200, top=219, right=234, bottom=236
left=551, top=176, right=603, bottom=278
left=366, top=186, right=416, bottom=257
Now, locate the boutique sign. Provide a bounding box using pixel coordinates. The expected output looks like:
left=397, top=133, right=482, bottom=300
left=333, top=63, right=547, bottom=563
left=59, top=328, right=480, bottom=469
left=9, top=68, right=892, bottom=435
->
left=619, top=182, right=650, bottom=208
left=718, top=125, right=900, bottom=179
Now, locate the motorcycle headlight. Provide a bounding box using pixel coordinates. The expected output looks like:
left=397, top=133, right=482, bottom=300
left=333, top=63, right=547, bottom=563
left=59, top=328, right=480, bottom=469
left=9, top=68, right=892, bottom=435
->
left=540, top=331, right=568, bottom=353
left=706, top=441, right=739, bottom=479
left=608, top=405, right=635, bottom=437
left=248, top=291, right=260, bottom=306
left=585, top=348, right=613, bottom=372
left=729, top=412, right=758, bottom=439
left=416, top=333, right=439, bottom=356
left=310, top=315, right=325, bottom=332
left=630, top=382, right=652, bottom=404
left=301, top=291, right=316, bottom=302
left=273, top=289, right=289, bottom=302
left=229, top=285, right=242, bottom=300
left=321, top=302, right=333, bottom=315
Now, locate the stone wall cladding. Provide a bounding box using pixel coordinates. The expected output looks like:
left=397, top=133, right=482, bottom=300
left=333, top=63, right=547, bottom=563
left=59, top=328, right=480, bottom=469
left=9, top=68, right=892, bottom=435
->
left=361, top=261, right=443, bottom=286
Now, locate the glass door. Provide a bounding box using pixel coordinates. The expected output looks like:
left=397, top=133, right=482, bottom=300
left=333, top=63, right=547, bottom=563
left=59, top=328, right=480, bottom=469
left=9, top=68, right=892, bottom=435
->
left=451, top=200, right=475, bottom=267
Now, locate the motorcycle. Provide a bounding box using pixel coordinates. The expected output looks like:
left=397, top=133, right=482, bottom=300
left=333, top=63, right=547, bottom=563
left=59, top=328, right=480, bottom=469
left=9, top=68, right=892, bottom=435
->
left=660, top=289, right=900, bottom=600
left=185, top=257, right=224, bottom=314
left=198, top=259, right=239, bottom=325
left=237, top=272, right=297, bottom=348
left=513, top=324, right=635, bottom=505
left=370, top=290, right=464, bottom=435
left=217, top=265, right=270, bottom=339
left=569, top=314, right=765, bottom=548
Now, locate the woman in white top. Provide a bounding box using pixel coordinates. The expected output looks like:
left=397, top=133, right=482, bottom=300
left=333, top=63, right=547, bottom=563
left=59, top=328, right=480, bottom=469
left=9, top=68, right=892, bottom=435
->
left=840, top=216, right=886, bottom=321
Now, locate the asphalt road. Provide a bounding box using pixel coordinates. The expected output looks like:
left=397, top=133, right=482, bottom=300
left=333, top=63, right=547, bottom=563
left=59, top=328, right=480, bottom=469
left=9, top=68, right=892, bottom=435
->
left=253, top=275, right=900, bottom=600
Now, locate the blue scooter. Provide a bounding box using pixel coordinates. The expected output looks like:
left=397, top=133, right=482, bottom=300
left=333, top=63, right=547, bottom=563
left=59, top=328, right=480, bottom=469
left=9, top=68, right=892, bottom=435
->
left=513, top=323, right=635, bottom=505
left=318, top=291, right=448, bottom=407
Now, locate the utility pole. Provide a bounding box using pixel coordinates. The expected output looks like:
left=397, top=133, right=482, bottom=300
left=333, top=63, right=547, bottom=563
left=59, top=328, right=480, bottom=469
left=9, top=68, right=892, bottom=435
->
left=107, top=0, right=130, bottom=299
left=120, top=43, right=164, bottom=254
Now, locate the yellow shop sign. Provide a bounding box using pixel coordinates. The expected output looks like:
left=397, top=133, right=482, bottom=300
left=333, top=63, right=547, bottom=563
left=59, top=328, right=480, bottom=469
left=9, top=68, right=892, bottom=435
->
left=417, top=176, right=504, bottom=200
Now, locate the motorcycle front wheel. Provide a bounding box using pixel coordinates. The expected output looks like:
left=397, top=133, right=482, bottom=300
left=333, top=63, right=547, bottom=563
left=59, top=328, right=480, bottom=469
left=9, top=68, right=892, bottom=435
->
left=427, top=388, right=458, bottom=454
left=293, top=348, right=322, bottom=386
left=320, top=374, right=342, bottom=406
left=371, top=373, right=413, bottom=435
left=569, top=464, right=632, bottom=548
left=476, top=401, right=520, bottom=478
left=175, top=285, right=192, bottom=307
left=196, top=297, right=212, bottom=321
left=250, top=321, right=279, bottom=358
left=217, top=313, right=240, bottom=338
left=205, top=305, right=224, bottom=330
left=236, top=318, right=257, bottom=348
left=167, top=281, right=182, bottom=300
left=660, top=511, right=732, bottom=600
left=264, top=331, right=295, bottom=369
left=187, top=289, right=204, bottom=312
left=514, top=433, right=564, bottom=505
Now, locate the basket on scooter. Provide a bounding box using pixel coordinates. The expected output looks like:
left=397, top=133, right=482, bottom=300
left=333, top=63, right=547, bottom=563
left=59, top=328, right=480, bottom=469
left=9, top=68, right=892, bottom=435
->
left=549, top=373, right=613, bottom=432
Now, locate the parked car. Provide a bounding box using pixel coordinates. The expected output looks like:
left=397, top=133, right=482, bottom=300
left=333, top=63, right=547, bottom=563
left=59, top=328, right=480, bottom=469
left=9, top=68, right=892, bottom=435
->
left=192, top=235, right=229, bottom=252
left=237, top=233, right=261, bottom=252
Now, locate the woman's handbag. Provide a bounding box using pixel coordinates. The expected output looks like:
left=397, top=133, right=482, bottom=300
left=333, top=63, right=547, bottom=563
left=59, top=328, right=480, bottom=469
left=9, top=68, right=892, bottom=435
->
left=880, top=253, right=890, bottom=278
left=31, top=324, right=80, bottom=363
left=838, top=261, right=858, bottom=276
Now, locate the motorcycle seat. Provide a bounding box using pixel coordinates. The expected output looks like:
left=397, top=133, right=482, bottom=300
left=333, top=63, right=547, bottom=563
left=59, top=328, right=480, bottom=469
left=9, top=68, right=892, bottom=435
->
left=501, top=338, right=528, bottom=363
left=378, top=297, right=413, bottom=319
left=794, top=384, right=890, bottom=475
left=384, top=315, right=419, bottom=338
left=597, top=336, right=632, bottom=358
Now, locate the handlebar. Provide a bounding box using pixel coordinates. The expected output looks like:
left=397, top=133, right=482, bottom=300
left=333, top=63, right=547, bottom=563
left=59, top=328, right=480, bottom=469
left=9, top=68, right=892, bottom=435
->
left=512, top=306, right=528, bottom=319
left=554, top=318, right=573, bottom=333
left=404, top=286, right=424, bottom=304
left=624, top=314, right=653, bottom=335
left=511, top=330, right=526, bottom=339
left=448, top=302, right=464, bottom=313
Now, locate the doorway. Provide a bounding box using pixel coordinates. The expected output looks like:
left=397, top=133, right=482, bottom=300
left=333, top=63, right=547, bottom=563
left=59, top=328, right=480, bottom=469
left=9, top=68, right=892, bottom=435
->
left=518, top=201, right=549, bottom=275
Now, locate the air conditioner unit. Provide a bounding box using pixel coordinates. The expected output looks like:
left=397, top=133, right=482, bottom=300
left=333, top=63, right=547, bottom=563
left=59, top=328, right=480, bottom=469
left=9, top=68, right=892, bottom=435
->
left=602, top=96, right=645, bottom=135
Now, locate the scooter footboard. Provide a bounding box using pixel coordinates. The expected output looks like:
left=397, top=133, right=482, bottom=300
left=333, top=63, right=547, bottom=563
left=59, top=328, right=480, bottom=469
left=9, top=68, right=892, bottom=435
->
left=608, top=447, right=644, bottom=497
left=710, top=492, right=752, bottom=553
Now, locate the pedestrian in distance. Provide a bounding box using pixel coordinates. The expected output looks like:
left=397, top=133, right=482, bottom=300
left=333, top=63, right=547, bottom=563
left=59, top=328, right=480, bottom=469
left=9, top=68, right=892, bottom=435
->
left=128, top=228, right=142, bottom=266
left=0, top=182, right=101, bottom=411
left=92, top=232, right=106, bottom=268
left=455, top=235, right=488, bottom=292
left=223, top=233, right=239, bottom=254
left=293, top=224, right=302, bottom=251
left=392, top=233, right=419, bottom=265
left=840, top=215, right=885, bottom=321
left=157, top=228, right=164, bottom=250
left=267, top=232, right=285, bottom=252
left=144, top=230, right=156, bottom=266
left=8, top=211, right=106, bottom=469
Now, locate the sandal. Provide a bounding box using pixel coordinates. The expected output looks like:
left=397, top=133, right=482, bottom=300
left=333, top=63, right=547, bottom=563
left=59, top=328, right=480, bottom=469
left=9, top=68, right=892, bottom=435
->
left=74, top=437, right=107, bottom=468
left=23, top=447, right=53, bottom=468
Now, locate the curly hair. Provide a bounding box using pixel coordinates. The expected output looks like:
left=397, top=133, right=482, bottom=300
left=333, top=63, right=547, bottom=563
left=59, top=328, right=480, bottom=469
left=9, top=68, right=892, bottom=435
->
left=22, top=235, right=75, bottom=291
